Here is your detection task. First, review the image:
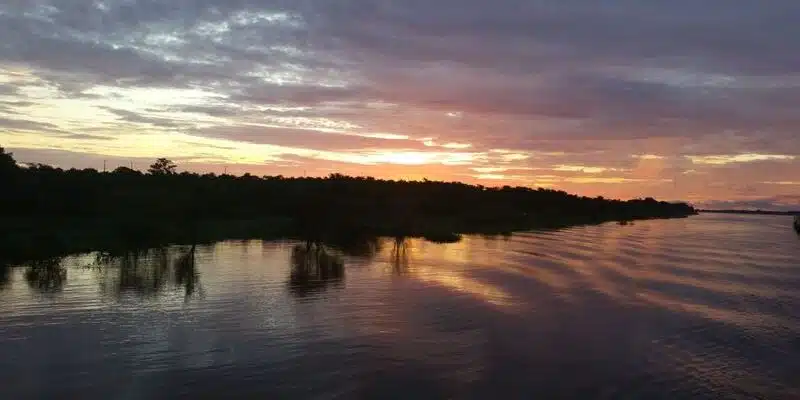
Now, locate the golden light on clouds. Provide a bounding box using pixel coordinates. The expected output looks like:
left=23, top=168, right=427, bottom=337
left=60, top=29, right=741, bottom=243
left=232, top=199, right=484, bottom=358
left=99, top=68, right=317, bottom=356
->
left=633, top=154, right=666, bottom=160
left=423, top=140, right=473, bottom=149
left=554, top=165, right=624, bottom=174
left=473, top=174, right=511, bottom=180
left=471, top=167, right=511, bottom=174
left=359, top=150, right=480, bottom=166
left=687, top=154, right=795, bottom=165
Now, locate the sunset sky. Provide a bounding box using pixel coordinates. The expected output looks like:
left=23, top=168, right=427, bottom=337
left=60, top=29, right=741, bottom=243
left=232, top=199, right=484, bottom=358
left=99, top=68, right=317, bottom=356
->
left=1, top=1, right=798, bottom=209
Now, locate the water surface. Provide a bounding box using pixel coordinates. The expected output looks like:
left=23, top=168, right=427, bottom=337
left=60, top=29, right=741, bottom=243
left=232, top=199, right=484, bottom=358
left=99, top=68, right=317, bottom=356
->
left=1, top=214, right=799, bottom=399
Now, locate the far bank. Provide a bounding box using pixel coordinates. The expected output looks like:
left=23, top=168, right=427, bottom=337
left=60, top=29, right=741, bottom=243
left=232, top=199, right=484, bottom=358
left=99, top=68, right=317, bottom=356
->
left=0, top=151, right=697, bottom=263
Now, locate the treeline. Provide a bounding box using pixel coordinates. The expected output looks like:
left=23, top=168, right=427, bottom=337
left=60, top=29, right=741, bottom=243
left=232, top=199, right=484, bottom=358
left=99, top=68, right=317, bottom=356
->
left=1, top=147, right=696, bottom=261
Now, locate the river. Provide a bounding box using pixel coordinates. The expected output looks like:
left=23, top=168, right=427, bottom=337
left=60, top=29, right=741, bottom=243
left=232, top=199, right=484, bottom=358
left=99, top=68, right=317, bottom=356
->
left=1, top=213, right=798, bottom=399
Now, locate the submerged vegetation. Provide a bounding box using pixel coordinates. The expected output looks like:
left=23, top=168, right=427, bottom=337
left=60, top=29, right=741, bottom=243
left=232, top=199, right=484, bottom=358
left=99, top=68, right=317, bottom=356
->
left=0, top=147, right=696, bottom=261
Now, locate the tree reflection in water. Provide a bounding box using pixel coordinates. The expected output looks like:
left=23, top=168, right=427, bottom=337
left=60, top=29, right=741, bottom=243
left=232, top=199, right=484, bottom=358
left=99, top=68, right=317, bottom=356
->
left=173, top=245, right=201, bottom=300
left=0, top=263, right=10, bottom=290
left=24, top=258, right=67, bottom=294
left=288, top=242, right=345, bottom=298
left=115, top=248, right=169, bottom=298
left=94, top=246, right=202, bottom=301
left=324, top=235, right=382, bottom=259
left=390, top=237, right=410, bottom=275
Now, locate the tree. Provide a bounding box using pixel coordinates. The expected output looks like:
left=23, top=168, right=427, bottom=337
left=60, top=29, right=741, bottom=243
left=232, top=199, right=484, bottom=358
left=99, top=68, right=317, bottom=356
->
left=148, top=158, right=177, bottom=175
left=113, top=166, right=138, bottom=174
left=0, top=147, right=20, bottom=185
left=0, top=147, right=18, bottom=172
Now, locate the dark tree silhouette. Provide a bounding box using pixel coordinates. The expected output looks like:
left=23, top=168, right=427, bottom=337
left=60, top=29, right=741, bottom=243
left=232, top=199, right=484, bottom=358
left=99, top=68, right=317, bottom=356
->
left=0, top=147, right=16, bottom=171
left=148, top=158, right=177, bottom=175
left=0, top=150, right=697, bottom=262
left=0, top=147, right=18, bottom=184
left=113, top=166, right=141, bottom=176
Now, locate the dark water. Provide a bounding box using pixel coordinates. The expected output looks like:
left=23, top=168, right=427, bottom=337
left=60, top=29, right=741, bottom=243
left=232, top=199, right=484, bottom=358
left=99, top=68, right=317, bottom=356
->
left=1, top=214, right=799, bottom=399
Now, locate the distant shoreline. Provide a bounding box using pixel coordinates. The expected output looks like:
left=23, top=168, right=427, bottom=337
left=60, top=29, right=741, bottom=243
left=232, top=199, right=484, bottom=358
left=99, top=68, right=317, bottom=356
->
left=700, top=209, right=798, bottom=216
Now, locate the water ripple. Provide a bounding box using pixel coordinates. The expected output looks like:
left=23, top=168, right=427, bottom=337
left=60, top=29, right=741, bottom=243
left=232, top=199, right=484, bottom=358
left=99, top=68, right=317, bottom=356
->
left=1, top=214, right=798, bottom=399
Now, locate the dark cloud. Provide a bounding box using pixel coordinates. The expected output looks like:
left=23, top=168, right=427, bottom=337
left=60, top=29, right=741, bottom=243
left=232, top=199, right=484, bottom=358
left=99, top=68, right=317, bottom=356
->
left=0, top=116, right=63, bottom=132
left=298, top=0, right=800, bottom=140
left=170, top=104, right=244, bottom=118
left=229, top=84, right=368, bottom=108
left=300, top=0, right=800, bottom=73
left=0, top=83, right=20, bottom=96
left=0, top=14, right=174, bottom=84
left=99, top=107, right=194, bottom=128
left=2, top=1, right=797, bottom=132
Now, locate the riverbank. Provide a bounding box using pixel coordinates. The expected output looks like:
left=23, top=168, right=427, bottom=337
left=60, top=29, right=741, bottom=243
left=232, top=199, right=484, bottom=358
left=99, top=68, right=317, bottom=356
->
left=0, top=150, right=697, bottom=263
left=0, top=211, right=695, bottom=264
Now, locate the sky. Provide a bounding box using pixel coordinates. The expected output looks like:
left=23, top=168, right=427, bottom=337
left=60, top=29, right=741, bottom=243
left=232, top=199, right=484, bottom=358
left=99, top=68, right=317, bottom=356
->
left=1, top=1, right=799, bottom=210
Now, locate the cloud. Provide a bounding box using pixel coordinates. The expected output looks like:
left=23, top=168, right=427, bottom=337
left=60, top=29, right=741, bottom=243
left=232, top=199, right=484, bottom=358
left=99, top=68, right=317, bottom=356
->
left=0, top=83, right=20, bottom=96
left=763, top=181, right=800, bottom=186
left=0, top=116, right=63, bottom=132
left=99, top=107, right=194, bottom=129
left=687, top=154, right=795, bottom=165
left=0, top=0, right=798, bottom=202
left=553, top=165, right=625, bottom=174
left=189, top=124, right=419, bottom=150
left=634, top=154, right=666, bottom=160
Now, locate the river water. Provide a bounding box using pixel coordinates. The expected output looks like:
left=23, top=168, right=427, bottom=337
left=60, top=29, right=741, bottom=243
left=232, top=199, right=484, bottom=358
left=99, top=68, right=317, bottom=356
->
left=1, top=214, right=798, bottom=399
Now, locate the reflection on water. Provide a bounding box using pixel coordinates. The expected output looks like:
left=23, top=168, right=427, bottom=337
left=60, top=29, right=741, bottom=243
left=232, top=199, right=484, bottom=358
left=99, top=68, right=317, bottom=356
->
left=325, top=235, right=383, bottom=259
left=89, top=246, right=202, bottom=301
left=173, top=246, right=200, bottom=299
left=1, top=214, right=799, bottom=399
left=24, top=258, right=67, bottom=294
left=288, top=243, right=345, bottom=298
left=390, top=237, right=410, bottom=275
left=0, top=263, right=10, bottom=290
